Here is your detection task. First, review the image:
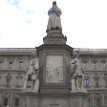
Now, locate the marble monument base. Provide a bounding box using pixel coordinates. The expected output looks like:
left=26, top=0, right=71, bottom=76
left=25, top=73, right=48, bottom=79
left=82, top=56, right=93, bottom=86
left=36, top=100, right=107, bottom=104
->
left=70, top=92, right=89, bottom=107
left=43, top=31, right=67, bottom=45
left=19, top=91, right=39, bottom=107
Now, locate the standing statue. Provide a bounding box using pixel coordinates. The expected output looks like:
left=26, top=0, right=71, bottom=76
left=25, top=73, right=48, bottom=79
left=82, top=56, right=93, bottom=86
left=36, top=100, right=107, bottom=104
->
left=70, top=51, right=87, bottom=93
left=23, top=54, right=39, bottom=93
left=46, top=1, right=62, bottom=33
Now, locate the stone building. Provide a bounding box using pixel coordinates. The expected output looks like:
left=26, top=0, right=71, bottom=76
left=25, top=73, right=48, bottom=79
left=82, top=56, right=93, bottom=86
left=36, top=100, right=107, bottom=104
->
left=0, top=1, right=107, bottom=107
left=0, top=48, right=107, bottom=107
left=0, top=48, right=36, bottom=107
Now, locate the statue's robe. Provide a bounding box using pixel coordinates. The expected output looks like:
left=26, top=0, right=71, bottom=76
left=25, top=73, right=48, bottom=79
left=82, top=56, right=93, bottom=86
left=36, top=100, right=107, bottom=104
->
left=47, top=6, right=62, bottom=32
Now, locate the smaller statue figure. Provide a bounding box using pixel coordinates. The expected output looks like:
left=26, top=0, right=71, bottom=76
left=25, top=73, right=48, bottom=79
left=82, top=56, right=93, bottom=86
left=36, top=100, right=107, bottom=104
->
left=46, top=1, right=62, bottom=33
left=23, top=54, right=39, bottom=93
left=70, top=51, right=87, bottom=93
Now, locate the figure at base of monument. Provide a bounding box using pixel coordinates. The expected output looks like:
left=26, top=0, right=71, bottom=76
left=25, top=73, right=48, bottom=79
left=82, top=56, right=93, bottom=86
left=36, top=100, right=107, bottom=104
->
left=46, top=1, right=62, bottom=33
left=22, top=53, right=39, bottom=93
left=70, top=51, right=87, bottom=93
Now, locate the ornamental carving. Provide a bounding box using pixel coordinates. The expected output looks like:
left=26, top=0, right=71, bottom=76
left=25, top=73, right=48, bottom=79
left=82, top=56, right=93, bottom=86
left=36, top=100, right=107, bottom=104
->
left=46, top=55, right=63, bottom=83
left=17, top=56, right=25, bottom=61
left=7, top=56, right=15, bottom=61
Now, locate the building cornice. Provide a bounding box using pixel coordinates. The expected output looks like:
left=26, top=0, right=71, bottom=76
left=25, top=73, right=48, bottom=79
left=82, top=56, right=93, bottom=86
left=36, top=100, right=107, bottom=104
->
left=0, top=48, right=36, bottom=55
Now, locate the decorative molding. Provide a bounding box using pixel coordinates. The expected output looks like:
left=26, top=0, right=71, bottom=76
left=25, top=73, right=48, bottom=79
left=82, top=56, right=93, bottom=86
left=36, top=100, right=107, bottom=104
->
left=7, top=56, right=15, bottom=61
left=17, top=56, right=25, bottom=61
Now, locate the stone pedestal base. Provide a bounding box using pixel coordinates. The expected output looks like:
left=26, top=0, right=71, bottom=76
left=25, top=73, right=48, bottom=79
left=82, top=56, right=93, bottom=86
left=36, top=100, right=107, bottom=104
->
left=43, top=31, right=67, bottom=45
left=19, top=91, right=39, bottom=107
left=70, top=92, right=89, bottom=107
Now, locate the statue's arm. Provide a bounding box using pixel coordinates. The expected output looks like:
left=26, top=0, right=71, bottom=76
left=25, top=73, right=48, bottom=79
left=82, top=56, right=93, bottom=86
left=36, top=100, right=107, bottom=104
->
left=48, top=6, right=61, bottom=17
left=54, top=7, right=61, bottom=16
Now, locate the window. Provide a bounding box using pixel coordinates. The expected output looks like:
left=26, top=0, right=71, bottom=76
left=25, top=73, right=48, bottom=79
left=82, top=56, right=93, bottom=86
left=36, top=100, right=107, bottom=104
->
left=104, top=95, right=107, bottom=106
left=103, top=74, right=107, bottom=87
left=16, top=73, right=23, bottom=87
left=81, top=56, right=88, bottom=69
left=84, top=79, right=89, bottom=87
left=19, top=61, right=23, bottom=69
left=82, top=62, right=87, bottom=69
left=4, top=98, right=8, bottom=106
left=95, top=79, right=99, bottom=87
left=94, top=73, right=99, bottom=87
left=105, top=79, right=107, bottom=87
left=8, top=61, right=13, bottom=69
left=6, top=73, right=12, bottom=86
left=91, top=57, right=98, bottom=69
left=101, top=60, right=106, bottom=69
left=15, top=98, right=19, bottom=106
left=27, top=75, right=32, bottom=88
left=93, top=62, right=97, bottom=69
left=0, top=61, right=2, bottom=69
left=84, top=73, right=89, bottom=87
left=103, top=62, right=106, bottom=69
left=88, top=98, right=91, bottom=107
left=96, top=98, right=101, bottom=106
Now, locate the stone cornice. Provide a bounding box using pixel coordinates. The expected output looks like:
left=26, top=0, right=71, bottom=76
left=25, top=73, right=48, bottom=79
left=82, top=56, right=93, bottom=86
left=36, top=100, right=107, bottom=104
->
left=75, top=48, right=107, bottom=56
left=0, top=48, right=36, bottom=55
left=83, top=69, right=107, bottom=72
left=0, top=70, right=26, bottom=73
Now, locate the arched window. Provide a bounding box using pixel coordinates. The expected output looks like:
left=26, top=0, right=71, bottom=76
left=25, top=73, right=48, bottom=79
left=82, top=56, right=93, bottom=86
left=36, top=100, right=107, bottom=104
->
left=6, top=73, right=12, bottom=86
left=16, top=73, right=23, bottom=87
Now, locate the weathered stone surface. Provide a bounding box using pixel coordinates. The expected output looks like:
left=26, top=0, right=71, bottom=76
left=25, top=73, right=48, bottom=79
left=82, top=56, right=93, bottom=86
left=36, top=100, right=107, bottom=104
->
left=43, top=32, right=67, bottom=45
left=70, top=92, right=89, bottom=107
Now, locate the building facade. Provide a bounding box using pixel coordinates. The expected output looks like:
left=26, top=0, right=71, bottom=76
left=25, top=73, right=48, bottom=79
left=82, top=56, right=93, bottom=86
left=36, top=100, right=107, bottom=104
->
left=0, top=48, right=107, bottom=107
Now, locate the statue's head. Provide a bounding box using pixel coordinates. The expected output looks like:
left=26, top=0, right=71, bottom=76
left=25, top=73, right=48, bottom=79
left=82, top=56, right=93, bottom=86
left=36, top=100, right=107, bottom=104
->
left=31, top=52, right=38, bottom=58
left=53, top=1, right=57, bottom=6
left=73, top=50, right=79, bottom=58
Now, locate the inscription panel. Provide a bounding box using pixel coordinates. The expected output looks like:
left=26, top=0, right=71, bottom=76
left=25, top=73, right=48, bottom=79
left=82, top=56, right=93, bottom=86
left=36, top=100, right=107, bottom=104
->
left=46, top=55, right=63, bottom=83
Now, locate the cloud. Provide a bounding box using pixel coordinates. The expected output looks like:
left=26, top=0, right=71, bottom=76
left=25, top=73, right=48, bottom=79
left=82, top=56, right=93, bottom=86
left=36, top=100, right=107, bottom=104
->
left=7, top=0, right=20, bottom=5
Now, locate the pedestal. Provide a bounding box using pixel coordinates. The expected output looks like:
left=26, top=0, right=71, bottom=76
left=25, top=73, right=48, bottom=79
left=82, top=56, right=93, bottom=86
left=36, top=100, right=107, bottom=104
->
left=70, top=92, right=89, bottom=107
left=19, top=91, right=39, bottom=107
left=43, top=31, right=67, bottom=45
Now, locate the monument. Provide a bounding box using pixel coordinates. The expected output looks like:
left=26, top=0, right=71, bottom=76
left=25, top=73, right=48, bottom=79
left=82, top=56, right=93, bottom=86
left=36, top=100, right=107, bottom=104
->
left=70, top=50, right=87, bottom=93
left=22, top=53, right=39, bottom=92
left=43, top=1, right=67, bottom=45
left=20, top=1, right=89, bottom=107
left=46, top=1, right=62, bottom=33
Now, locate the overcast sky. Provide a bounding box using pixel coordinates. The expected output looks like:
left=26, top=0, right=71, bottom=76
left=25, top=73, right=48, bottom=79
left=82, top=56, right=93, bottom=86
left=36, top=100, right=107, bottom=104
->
left=0, top=0, right=107, bottom=49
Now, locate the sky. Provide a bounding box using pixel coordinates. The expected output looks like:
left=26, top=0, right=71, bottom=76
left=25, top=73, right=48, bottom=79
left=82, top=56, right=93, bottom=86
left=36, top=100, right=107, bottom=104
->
left=0, top=0, right=107, bottom=49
